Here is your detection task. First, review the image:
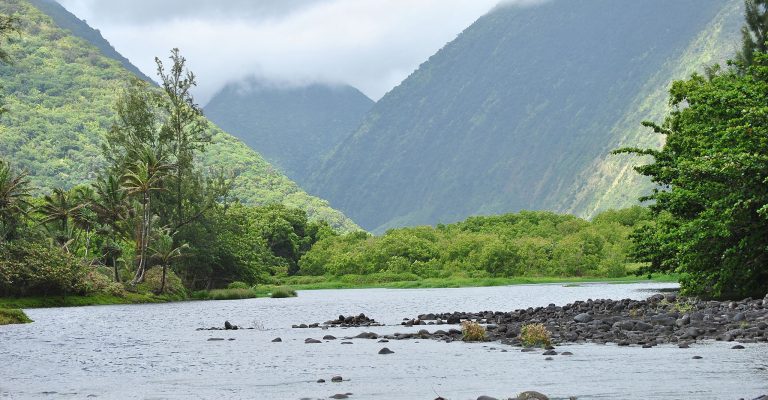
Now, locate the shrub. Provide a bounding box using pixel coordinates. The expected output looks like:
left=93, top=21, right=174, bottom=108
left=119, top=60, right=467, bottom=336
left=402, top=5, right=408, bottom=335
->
left=205, top=288, right=257, bottom=300
left=270, top=286, right=297, bottom=298
left=135, top=268, right=187, bottom=298
left=461, top=321, right=486, bottom=342
left=0, top=240, right=89, bottom=297
left=227, top=281, right=250, bottom=290
left=520, top=323, right=552, bottom=347
left=0, top=308, right=32, bottom=325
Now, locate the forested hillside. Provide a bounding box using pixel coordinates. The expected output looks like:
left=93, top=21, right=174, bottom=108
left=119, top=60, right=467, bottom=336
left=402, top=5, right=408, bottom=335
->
left=0, top=0, right=359, bottom=232
left=205, top=78, right=373, bottom=185
left=307, top=0, right=743, bottom=232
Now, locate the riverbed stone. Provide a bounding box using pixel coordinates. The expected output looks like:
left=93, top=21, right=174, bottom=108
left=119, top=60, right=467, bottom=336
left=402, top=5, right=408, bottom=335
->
left=573, top=313, right=593, bottom=323
left=331, top=376, right=343, bottom=382
left=378, top=347, right=394, bottom=354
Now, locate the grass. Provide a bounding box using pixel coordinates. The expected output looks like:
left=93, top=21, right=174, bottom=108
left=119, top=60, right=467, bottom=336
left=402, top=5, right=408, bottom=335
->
left=0, top=292, right=181, bottom=309
left=270, top=286, right=297, bottom=298
left=520, top=323, right=552, bottom=347
left=461, top=321, right=487, bottom=342
left=0, top=308, right=32, bottom=325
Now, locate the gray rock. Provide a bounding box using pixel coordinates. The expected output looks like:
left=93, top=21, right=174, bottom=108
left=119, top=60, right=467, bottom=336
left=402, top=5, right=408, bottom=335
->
left=732, top=344, right=745, bottom=349
left=542, top=350, right=557, bottom=356
left=574, top=313, right=593, bottom=323
left=330, top=394, right=349, bottom=399
left=692, top=355, right=703, bottom=359
left=378, top=347, right=395, bottom=354
left=317, top=379, right=325, bottom=383
left=516, top=391, right=550, bottom=400
left=224, top=321, right=234, bottom=330
left=323, top=335, right=337, bottom=340
left=305, top=338, right=322, bottom=344
left=331, top=375, right=343, bottom=382
left=207, top=338, right=225, bottom=341
left=271, top=337, right=282, bottom=342
left=477, top=396, right=498, bottom=400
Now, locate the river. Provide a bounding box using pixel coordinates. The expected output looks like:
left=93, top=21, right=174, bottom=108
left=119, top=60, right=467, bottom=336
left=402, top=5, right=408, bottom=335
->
left=1, top=282, right=766, bottom=399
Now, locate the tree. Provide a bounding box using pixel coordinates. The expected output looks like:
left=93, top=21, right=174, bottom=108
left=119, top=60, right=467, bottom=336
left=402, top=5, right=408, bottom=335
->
left=39, top=188, right=83, bottom=250
left=0, top=160, right=30, bottom=241
left=91, top=174, right=131, bottom=281
left=615, top=3, right=768, bottom=298
left=155, top=48, right=210, bottom=235
left=121, top=147, right=175, bottom=284
left=737, top=0, right=768, bottom=68
left=149, top=228, right=187, bottom=293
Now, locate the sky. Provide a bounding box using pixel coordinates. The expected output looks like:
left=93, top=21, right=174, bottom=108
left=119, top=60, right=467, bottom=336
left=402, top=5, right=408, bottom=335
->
left=54, top=0, right=538, bottom=104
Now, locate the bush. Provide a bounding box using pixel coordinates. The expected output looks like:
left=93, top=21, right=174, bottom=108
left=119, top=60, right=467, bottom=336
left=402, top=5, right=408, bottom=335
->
left=204, top=288, right=258, bottom=300
left=270, top=286, right=297, bottom=298
left=227, top=281, right=250, bottom=290
left=0, top=240, right=89, bottom=297
left=135, top=268, right=187, bottom=298
left=520, top=323, right=552, bottom=347
left=0, top=308, right=32, bottom=325
left=461, top=321, right=486, bottom=342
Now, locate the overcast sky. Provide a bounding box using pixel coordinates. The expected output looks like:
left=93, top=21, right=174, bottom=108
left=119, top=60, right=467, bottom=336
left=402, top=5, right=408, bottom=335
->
left=54, top=0, right=539, bottom=104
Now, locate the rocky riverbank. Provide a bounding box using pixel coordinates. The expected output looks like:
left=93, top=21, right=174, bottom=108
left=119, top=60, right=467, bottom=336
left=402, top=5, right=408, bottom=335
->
left=396, top=293, right=768, bottom=347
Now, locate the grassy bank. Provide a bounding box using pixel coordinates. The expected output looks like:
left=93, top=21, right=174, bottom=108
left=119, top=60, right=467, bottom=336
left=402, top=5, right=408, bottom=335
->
left=0, top=308, right=32, bottom=325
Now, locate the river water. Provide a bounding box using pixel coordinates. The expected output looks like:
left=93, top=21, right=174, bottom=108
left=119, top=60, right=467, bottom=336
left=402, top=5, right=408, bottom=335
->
left=1, top=282, right=766, bottom=400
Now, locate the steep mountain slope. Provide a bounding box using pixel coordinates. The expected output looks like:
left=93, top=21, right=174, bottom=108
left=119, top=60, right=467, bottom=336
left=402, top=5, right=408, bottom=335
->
left=0, top=0, right=359, bottom=232
left=28, top=0, right=152, bottom=83
left=307, top=0, right=743, bottom=232
left=204, top=78, right=373, bottom=185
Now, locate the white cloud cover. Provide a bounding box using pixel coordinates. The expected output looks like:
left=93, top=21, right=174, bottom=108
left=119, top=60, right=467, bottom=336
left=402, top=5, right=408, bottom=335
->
left=55, top=0, right=540, bottom=103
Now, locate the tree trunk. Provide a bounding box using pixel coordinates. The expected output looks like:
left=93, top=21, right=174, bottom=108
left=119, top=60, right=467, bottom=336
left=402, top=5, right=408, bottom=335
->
left=132, top=192, right=151, bottom=284
left=160, top=263, right=167, bottom=293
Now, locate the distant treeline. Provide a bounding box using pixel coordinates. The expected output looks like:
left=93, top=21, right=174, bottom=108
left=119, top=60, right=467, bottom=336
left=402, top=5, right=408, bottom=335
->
left=299, top=207, right=651, bottom=281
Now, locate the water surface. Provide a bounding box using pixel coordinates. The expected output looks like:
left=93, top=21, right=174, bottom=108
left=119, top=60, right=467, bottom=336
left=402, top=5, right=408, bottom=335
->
left=1, top=282, right=766, bottom=399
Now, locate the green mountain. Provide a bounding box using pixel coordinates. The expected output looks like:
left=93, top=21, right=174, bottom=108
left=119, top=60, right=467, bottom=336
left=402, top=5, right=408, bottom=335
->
left=27, top=0, right=152, bottom=83
left=204, top=78, right=373, bottom=185
left=307, top=0, right=744, bottom=232
left=0, top=0, right=359, bottom=232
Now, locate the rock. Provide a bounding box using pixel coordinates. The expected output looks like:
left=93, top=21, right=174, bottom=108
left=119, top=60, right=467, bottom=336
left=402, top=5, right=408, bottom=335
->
left=732, top=344, right=745, bottom=349
left=224, top=321, right=234, bottom=330
left=341, top=341, right=353, bottom=344
left=692, top=356, right=703, bottom=359
left=305, top=338, right=322, bottom=344
left=330, top=394, right=349, bottom=399
left=207, top=338, right=225, bottom=341
left=477, top=396, right=499, bottom=400
left=560, top=351, right=573, bottom=356
left=378, top=347, right=395, bottom=354
left=317, top=379, right=326, bottom=383
left=734, top=312, right=746, bottom=322
left=516, top=391, right=550, bottom=400
left=573, top=313, right=593, bottom=323
left=323, top=335, right=337, bottom=340
left=542, top=350, right=557, bottom=356
left=678, top=343, right=690, bottom=349
left=331, top=376, right=343, bottom=382
left=544, top=357, right=553, bottom=361
left=271, top=337, right=282, bottom=342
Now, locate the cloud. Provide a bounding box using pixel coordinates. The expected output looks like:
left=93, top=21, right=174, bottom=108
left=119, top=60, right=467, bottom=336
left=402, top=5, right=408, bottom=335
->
left=55, top=0, right=544, bottom=103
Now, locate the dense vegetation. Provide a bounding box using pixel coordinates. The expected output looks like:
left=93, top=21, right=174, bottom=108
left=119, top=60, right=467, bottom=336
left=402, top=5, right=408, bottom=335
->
left=0, top=0, right=358, bottom=232
left=307, top=0, right=743, bottom=232
left=297, top=208, right=651, bottom=282
left=205, top=78, right=373, bottom=185
left=619, top=0, right=768, bottom=299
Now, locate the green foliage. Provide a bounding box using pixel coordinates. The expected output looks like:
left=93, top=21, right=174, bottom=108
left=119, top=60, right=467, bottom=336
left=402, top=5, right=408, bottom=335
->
left=618, top=6, right=768, bottom=298
left=194, top=288, right=259, bottom=301
left=520, top=323, right=552, bottom=348
left=205, top=78, right=373, bottom=184
left=226, top=281, right=249, bottom=290
left=0, top=239, right=89, bottom=296
left=0, top=308, right=31, bottom=324
left=134, top=267, right=186, bottom=299
left=270, top=286, right=297, bottom=298
left=307, top=0, right=741, bottom=232
left=299, top=209, right=649, bottom=280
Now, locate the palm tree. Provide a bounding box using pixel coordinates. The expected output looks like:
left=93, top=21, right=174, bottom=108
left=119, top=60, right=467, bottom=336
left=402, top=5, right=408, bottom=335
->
left=121, top=147, right=175, bottom=284
left=0, top=160, right=31, bottom=241
left=149, top=228, right=188, bottom=293
left=39, top=188, right=83, bottom=250
left=91, top=174, right=131, bottom=281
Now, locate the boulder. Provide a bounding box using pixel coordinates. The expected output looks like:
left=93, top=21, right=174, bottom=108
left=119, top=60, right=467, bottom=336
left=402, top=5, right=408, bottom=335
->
left=516, top=391, right=549, bottom=400
left=378, top=347, right=395, bottom=355
left=573, top=313, right=593, bottom=323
